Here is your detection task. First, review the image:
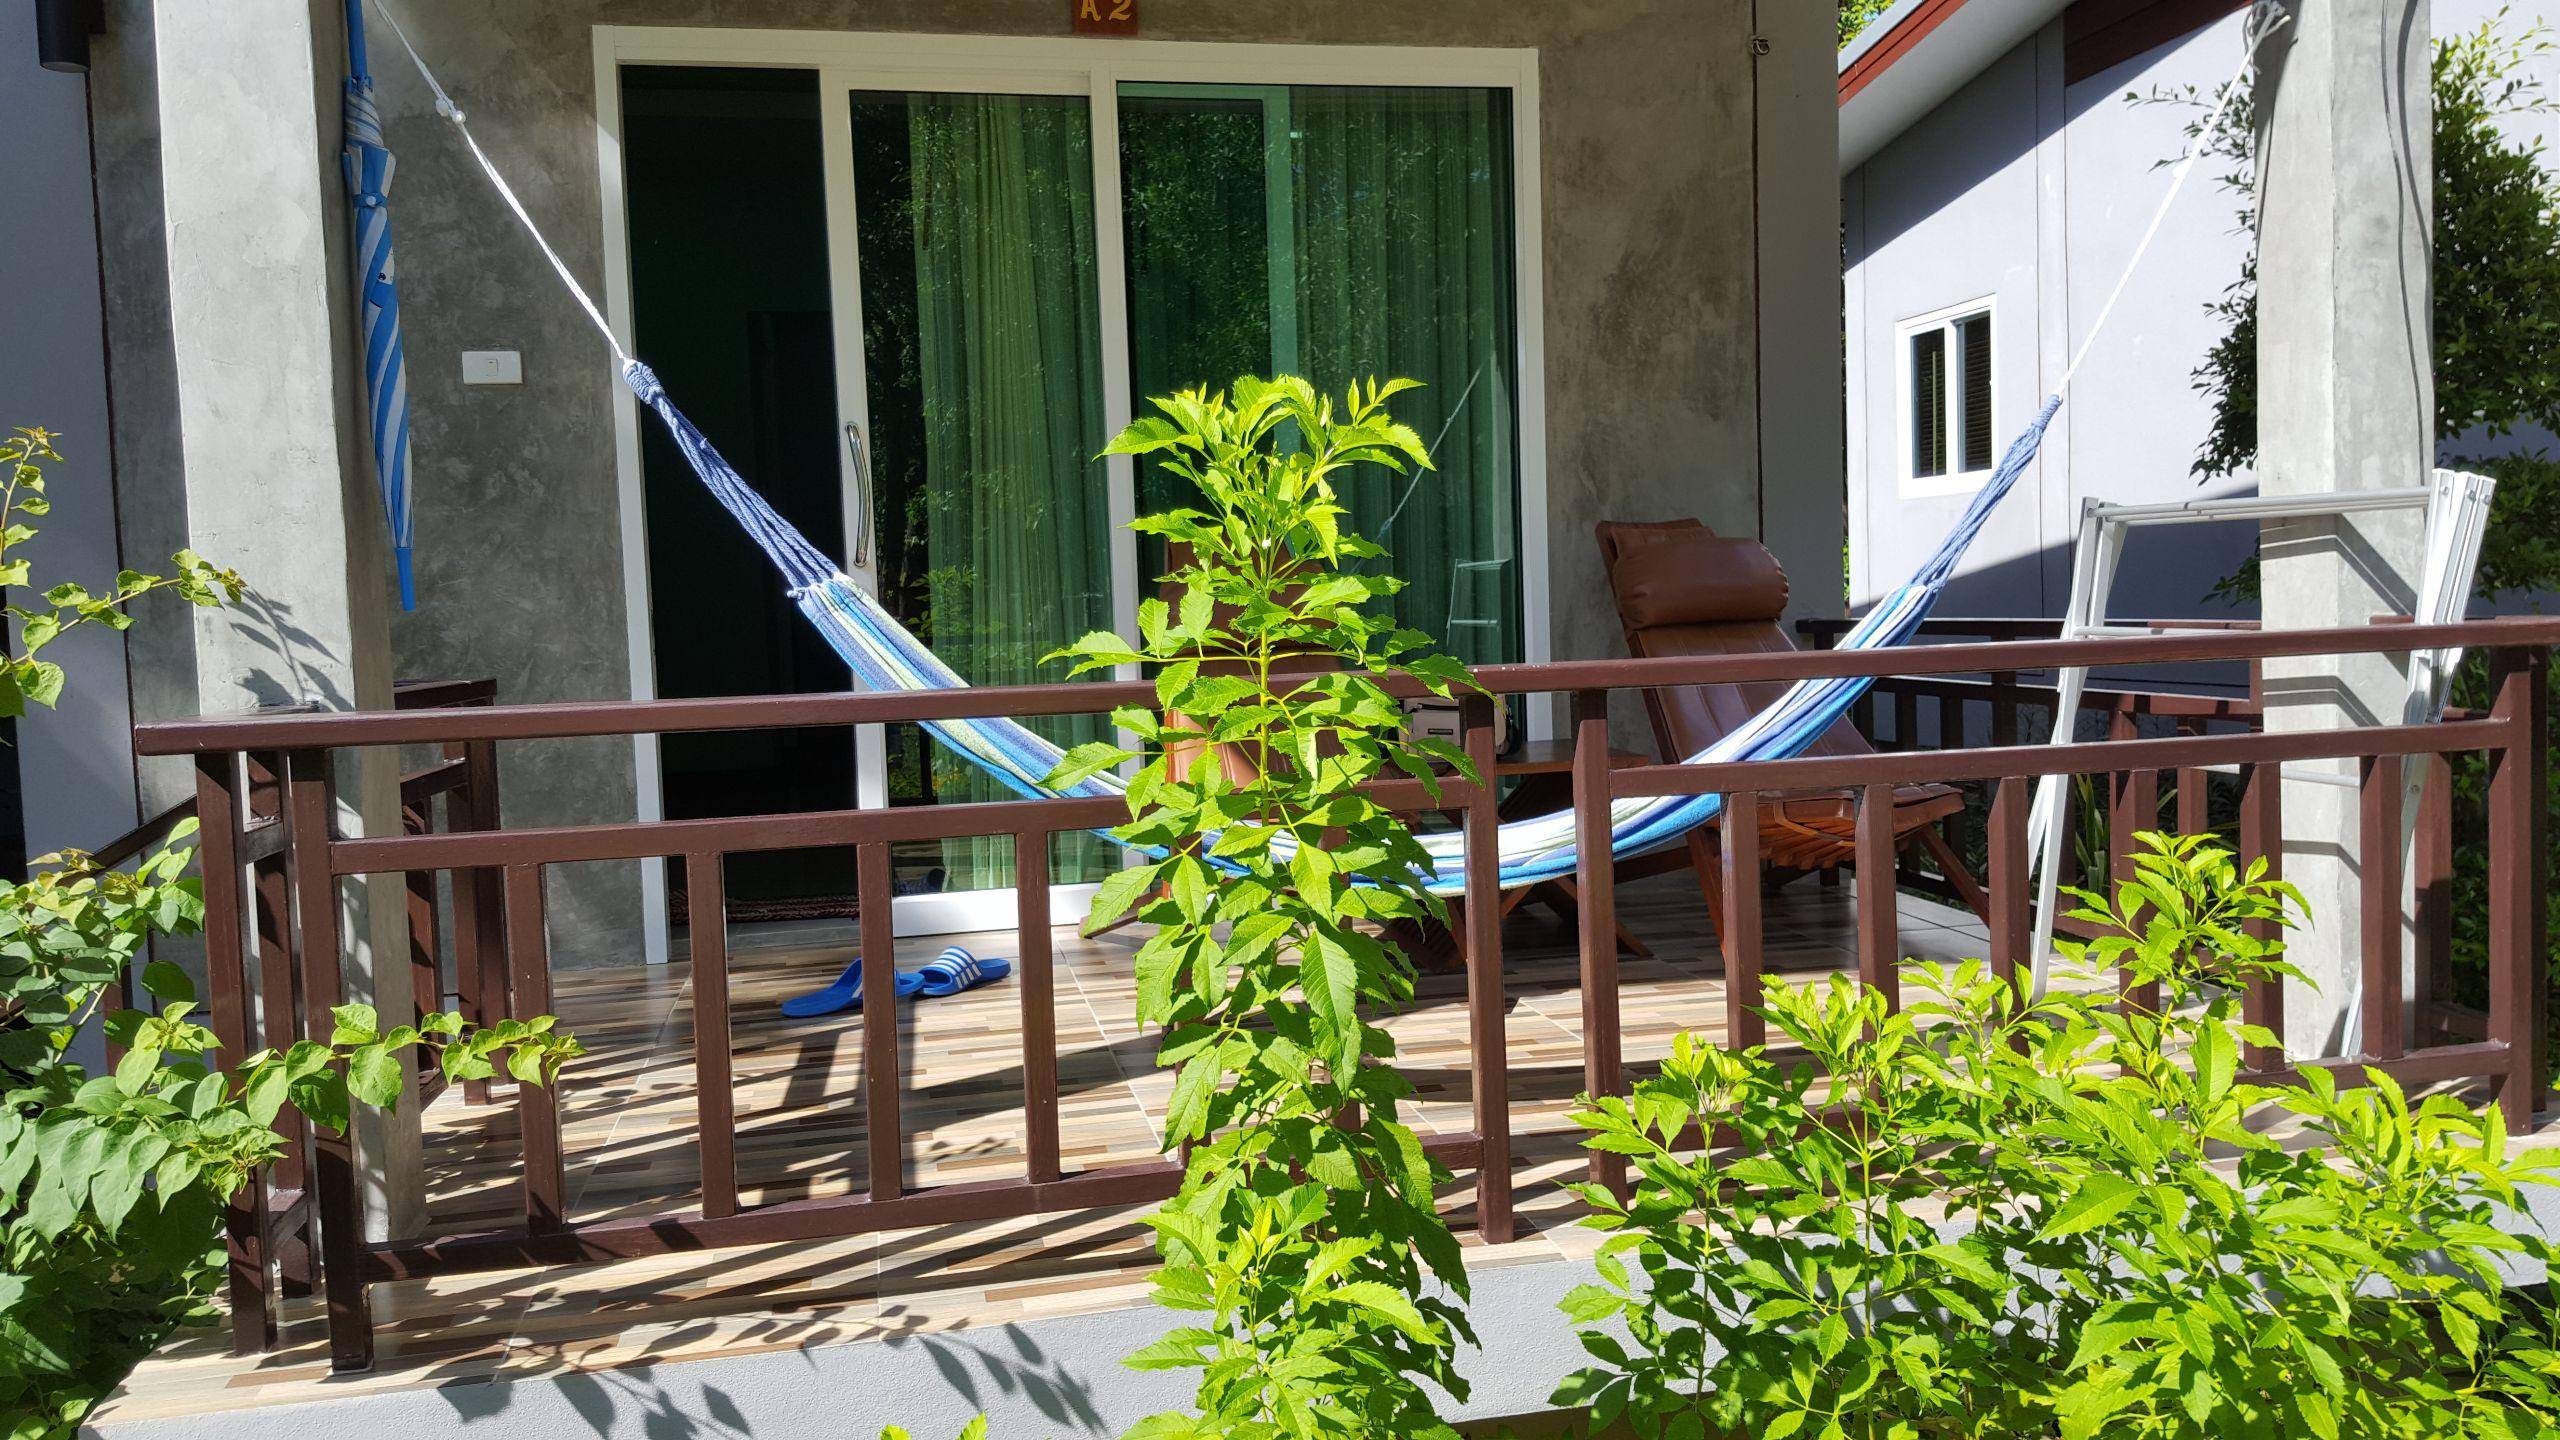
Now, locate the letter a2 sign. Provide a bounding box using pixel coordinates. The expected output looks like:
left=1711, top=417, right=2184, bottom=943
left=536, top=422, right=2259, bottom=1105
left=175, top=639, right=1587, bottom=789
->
left=1072, top=0, right=1137, bottom=34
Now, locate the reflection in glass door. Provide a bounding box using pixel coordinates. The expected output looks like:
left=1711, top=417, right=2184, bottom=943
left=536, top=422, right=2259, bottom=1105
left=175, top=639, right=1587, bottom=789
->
left=1120, top=83, right=1525, bottom=669
left=843, top=91, right=1117, bottom=905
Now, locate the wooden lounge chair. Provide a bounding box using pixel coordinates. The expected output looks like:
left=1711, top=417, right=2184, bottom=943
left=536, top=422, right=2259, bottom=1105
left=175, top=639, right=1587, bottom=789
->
left=1595, top=519, right=1988, bottom=937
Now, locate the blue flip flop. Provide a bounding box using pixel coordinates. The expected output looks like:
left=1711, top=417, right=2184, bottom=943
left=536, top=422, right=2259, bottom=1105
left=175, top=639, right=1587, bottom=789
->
left=914, top=945, right=1012, bottom=998
left=779, top=956, right=924, bottom=1019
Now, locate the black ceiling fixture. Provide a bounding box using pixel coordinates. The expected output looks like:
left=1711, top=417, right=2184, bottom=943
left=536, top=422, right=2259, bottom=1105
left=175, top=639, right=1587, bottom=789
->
left=35, top=0, right=108, bottom=74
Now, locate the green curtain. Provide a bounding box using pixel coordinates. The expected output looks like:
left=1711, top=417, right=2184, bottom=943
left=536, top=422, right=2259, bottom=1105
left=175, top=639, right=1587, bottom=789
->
left=1291, top=86, right=1522, bottom=668
left=907, top=93, right=1113, bottom=888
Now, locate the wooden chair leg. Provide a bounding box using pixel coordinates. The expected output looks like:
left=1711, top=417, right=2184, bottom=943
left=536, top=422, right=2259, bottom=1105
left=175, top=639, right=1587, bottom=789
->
left=1688, top=829, right=1728, bottom=942
left=1545, top=876, right=1654, bottom=958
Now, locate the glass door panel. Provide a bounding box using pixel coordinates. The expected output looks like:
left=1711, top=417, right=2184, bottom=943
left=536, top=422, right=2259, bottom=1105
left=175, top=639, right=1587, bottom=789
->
left=845, top=91, right=1117, bottom=901
left=1120, top=83, right=1525, bottom=668
left=623, top=64, right=857, bottom=910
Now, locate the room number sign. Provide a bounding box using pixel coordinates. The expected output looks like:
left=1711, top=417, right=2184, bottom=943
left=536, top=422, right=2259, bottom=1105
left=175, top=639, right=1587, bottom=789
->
left=1072, top=0, right=1137, bottom=34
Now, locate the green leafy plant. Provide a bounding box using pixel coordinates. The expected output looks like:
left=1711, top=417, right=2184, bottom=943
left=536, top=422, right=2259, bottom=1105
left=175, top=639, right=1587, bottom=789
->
left=0, top=428, right=582, bottom=1439
left=0, top=430, right=236, bottom=722
left=1046, top=378, right=1480, bottom=1439
left=1558, top=831, right=2560, bottom=1440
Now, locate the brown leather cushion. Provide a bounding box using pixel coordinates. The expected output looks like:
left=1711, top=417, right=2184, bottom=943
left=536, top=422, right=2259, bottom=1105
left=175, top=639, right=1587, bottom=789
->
left=1606, top=532, right=1791, bottom=630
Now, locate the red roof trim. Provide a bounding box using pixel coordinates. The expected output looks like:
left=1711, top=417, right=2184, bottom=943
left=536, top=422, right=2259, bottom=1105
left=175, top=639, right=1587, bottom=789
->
left=1840, top=0, right=1974, bottom=106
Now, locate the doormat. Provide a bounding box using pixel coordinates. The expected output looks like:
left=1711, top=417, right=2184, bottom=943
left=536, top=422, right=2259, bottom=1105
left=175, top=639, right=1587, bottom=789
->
left=670, top=890, right=861, bottom=927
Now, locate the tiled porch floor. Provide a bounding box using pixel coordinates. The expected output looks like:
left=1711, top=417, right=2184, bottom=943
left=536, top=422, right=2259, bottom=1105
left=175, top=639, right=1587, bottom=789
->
left=96, top=876, right=2001, bottom=1427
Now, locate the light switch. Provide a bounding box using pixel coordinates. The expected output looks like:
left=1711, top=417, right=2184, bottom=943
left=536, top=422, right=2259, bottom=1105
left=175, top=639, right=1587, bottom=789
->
left=461, top=350, right=523, bottom=385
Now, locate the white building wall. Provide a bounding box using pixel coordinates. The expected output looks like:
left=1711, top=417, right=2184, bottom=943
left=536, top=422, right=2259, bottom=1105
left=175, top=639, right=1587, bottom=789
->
left=1846, top=1, right=2558, bottom=623
left=1844, top=34, right=2053, bottom=617
left=0, top=7, right=144, bottom=861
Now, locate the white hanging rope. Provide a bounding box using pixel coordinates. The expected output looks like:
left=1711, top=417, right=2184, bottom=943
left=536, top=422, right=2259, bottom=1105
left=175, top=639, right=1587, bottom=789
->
left=2056, top=0, right=2288, bottom=396
left=366, top=0, right=629, bottom=365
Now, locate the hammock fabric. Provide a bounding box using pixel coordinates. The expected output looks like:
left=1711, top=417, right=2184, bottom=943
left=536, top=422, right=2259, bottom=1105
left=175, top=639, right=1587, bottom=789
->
left=625, top=360, right=2063, bottom=897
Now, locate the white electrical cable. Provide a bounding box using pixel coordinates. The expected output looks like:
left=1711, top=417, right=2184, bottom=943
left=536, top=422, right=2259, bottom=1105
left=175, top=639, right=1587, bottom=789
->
left=367, top=0, right=630, bottom=365
left=2055, top=1, right=2287, bottom=397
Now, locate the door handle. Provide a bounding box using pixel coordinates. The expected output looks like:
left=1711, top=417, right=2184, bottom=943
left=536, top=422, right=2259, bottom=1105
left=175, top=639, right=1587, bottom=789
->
left=842, top=420, right=872, bottom=570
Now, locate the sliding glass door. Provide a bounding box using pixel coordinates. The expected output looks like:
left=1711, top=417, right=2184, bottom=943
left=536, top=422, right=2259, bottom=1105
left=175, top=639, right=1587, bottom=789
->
left=844, top=90, right=1117, bottom=905
left=614, top=40, right=1536, bottom=937
left=1121, top=83, right=1525, bottom=668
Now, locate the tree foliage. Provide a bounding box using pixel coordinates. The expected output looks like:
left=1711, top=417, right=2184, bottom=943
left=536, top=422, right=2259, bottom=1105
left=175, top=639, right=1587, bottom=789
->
left=1561, top=833, right=2560, bottom=1440
left=1048, top=378, right=1479, bottom=1439
left=0, top=429, right=581, bottom=1438
left=2185, top=13, right=2560, bottom=603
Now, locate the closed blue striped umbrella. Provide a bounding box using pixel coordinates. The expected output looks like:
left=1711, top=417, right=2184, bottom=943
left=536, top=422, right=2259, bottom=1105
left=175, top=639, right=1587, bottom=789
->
left=341, top=0, right=417, bottom=609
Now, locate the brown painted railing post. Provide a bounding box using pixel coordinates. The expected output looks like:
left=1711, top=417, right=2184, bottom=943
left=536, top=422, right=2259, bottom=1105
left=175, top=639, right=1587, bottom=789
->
left=1990, top=671, right=2019, bottom=748
left=1570, top=690, right=1626, bottom=1199
left=1015, top=829, right=1062, bottom=1187
left=281, top=749, right=375, bottom=1373
left=1718, top=791, right=1764, bottom=1050
left=461, top=739, right=505, bottom=1105
left=2487, top=648, right=2550, bottom=1131
left=2412, top=754, right=2453, bottom=1043
left=858, top=842, right=902, bottom=1201
left=1988, top=776, right=2031, bottom=988
left=247, top=755, right=312, bottom=1299
left=1460, top=695, right=1513, bottom=1242
left=2239, top=760, right=2286, bottom=1072
left=2110, top=712, right=2162, bottom=1013
left=2175, top=717, right=2209, bottom=839
left=686, top=852, right=737, bottom=1219
left=1855, top=782, right=1900, bottom=1012
left=2357, top=754, right=2406, bottom=1061
left=1933, top=693, right=1967, bottom=886
left=196, top=752, right=273, bottom=1354
left=403, top=801, right=441, bottom=1041
left=502, top=863, right=564, bottom=1231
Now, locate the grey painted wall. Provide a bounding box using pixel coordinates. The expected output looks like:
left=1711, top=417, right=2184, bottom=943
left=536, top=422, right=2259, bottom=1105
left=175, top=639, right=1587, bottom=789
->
left=1, top=9, right=144, bottom=863
left=1844, top=2, right=2558, bottom=626
left=84, top=0, right=1840, bottom=964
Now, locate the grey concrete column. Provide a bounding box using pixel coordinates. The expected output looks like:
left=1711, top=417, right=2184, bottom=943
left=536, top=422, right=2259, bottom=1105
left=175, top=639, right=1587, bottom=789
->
left=1755, top=0, right=1848, bottom=624
left=153, top=0, right=423, bottom=1236
left=2253, top=0, right=2431, bottom=1059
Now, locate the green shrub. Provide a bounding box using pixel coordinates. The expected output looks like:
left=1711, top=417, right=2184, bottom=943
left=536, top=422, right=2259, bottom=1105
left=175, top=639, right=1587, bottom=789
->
left=1049, top=378, right=1480, bottom=1439
left=1558, top=832, right=2560, bottom=1439
left=0, top=428, right=582, bottom=1437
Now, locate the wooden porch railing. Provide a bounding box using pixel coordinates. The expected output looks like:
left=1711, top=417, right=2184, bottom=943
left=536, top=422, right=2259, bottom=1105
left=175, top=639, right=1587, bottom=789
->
left=128, top=623, right=2554, bottom=1375
left=88, top=679, right=500, bottom=1354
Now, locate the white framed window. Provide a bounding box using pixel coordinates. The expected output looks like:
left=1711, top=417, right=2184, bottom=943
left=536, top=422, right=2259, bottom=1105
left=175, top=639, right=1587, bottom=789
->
left=1896, top=298, right=1995, bottom=497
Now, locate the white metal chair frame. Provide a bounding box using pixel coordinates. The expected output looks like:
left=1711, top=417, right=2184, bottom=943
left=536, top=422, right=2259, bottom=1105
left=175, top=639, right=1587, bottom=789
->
left=2025, top=470, right=2499, bottom=1008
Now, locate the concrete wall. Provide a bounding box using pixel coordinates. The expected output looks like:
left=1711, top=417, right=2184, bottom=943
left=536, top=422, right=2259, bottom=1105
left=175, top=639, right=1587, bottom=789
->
left=1, top=8, right=144, bottom=862
left=1844, top=1, right=2558, bottom=625
left=85, top=0, right=1840, bottom=963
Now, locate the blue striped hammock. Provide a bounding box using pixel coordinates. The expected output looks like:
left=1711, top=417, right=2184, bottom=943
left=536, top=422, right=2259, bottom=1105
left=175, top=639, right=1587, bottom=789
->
left=627, top=360, right=2062, bottom=898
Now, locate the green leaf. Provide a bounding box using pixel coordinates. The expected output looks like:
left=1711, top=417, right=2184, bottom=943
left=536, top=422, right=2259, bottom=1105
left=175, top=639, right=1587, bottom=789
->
left=347, top=1043, right=406, bottom=1109
left=2040, top=1174, right=2144, bottom=1239
left=329, top=1003, right=380, bottom=1045
left=140, top=960, right=195, bottom=1004
left=1328, top=1281, right=1439, bottom=1344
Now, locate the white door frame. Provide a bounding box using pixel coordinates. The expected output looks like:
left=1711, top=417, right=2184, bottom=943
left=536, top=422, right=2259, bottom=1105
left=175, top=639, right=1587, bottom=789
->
left=590, top=26, right=1551, bottom=953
